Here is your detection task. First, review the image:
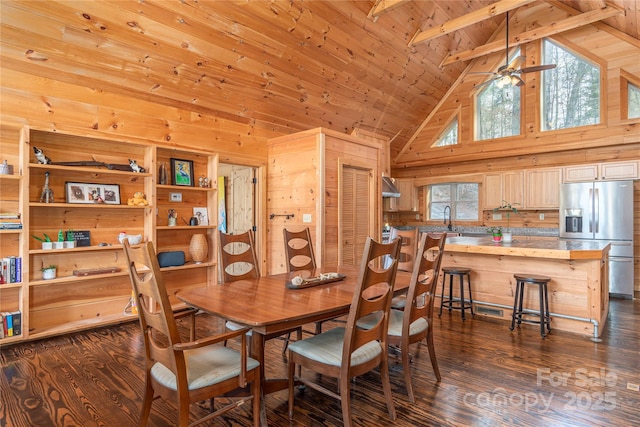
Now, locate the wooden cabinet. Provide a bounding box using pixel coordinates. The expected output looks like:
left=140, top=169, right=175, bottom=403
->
left=395, top=178, right=418, bottom=211
left=0, top=126, right=218, bottom=344
left=524, top=168, right=561, bottom=209
left=483, top=171, right=523, bottom=209
left=564, top=161, right=639, bottom=182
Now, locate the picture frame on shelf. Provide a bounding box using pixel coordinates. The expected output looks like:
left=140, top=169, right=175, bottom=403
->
left=170, top=158, right=194, bottom=187
left=65, top=182, right=121, bottom=204
left=193, top=207, right=209, bottom=226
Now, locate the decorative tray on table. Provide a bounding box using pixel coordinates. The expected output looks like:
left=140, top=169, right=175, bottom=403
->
left=286, top=272, right=346, bottom=289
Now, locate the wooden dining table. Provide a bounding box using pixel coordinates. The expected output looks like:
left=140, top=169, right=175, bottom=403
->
left=177, top=265, right=411, bottom=396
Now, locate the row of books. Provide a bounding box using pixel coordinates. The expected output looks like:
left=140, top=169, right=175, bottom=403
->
left=0, top=212, right=22, bottom=230
left=1, top=311, right=22, bottom=338
left=0, top=256, right=22, bottom=284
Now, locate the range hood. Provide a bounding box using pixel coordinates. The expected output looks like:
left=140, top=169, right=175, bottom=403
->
left=382, top=176, right=401, bottom=198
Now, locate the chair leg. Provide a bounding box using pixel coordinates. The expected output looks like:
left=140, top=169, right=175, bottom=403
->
left=339, top=373, right=353, bottom=427
left=401, top=341, right=415, bottom=403
left=282, top=332, right=291, bottom=355
left=510, top=281, right=521, bottom=330
left=379, top=353, right=397, bottom=421
left=139, top=375, right=154, bottom=427
left=426, top=330, right=441, bottom=382
left=177, top=397, right=190, bottom=427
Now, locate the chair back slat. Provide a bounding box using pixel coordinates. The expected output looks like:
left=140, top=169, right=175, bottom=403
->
left=389, top=227, right=418, bottom=272
left=284, top=228, right=316, bottom=271
left=219, top=230, right=260, bottom=282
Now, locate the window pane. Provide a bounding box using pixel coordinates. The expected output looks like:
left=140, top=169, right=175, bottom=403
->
left=431, top=184, right=450, bottom=202
left=433, top=118, right=458, bottom=147
left=629, top=82, right=640, bottom=119
left=477, top=83, right=521, bottom=140
left=542, top=39, right=600, bottom=130
left=428, top=183, right=478, bottom=221
left=457, top=202, right=479, bottom=220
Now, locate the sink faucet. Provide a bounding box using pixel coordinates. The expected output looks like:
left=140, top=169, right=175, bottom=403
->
left=443, top=205, right=452, bottom=231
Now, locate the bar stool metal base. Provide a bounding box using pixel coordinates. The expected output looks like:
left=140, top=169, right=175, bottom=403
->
left=439, top=267, right=474, bottom=320
left=510, top=274, right=552, bottom=338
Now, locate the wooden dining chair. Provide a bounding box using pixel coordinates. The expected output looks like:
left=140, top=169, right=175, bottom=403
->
left=389, top=226, right=419, bottom=310
left=219, top=229, right=301, bottom=350
left=360, top=232, right=446, bottom=402
left=123, top=240, right=261, bottom=427
left=287, top=236, right=401, bottom=427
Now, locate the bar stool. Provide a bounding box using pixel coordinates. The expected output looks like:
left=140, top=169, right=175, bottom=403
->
left=510, top=274, right=552, bottom=338
left=439, top=267, right=474, bottom=320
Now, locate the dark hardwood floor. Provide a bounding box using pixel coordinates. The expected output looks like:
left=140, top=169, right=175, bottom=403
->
left=2, top=298, right=639, bottom=426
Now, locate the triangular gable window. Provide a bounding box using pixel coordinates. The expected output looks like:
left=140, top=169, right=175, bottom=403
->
left=432, top=117, right=458, bottom=147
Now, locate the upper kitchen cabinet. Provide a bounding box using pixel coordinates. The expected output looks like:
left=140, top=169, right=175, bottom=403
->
left=564, top=161, right=639, bottom=182
left=524, top=168, right=561, bottom=209
left=484, top=171, right=524, bottom=209
left=267, top=128, right=384, bottom=275
left=395, top=178, right=418, bottom=212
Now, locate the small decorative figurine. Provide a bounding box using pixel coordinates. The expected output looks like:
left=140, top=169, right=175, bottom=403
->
left=127, top=191, right=149, bottom=206
left=128, top=159, right=145, bottom=173
left=168, top=209, right=177, bottom=226
left=40, top=171, right=54, bottom=203
left=33, top=146, right=52, bottom=164
left=199, top=175, right=210, bottom=188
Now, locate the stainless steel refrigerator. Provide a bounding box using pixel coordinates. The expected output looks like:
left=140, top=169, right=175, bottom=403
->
left=559, top=180, right=635, bottom=299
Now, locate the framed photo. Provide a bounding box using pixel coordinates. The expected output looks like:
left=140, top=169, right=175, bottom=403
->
left=193, top=207, right=209, bottom=226
left=170, top=158, right=194, bottom=187
left=66, top=182, right=121, bottom=204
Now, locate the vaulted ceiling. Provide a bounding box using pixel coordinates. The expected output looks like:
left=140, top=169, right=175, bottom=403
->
left=1, top=1, right=638, bottom=160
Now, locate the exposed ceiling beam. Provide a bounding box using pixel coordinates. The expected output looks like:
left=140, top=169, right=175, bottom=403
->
left=409, top=0, right=536, bottom=46
left=368, top=0, right=409, bottom=21
left=441, top=3, right=625, bottom=66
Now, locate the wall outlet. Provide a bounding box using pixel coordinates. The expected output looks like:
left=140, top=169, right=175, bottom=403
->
left=169, top=192, right=182, bottom=202
left=302, top=213, right=312, bottom=223
left=492, top=213, right=502, bottom=220
left=539, top=213, right=545, bottom=220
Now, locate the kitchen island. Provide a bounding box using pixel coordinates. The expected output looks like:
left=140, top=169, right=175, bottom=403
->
left=441, top=236, right=610, bottom=337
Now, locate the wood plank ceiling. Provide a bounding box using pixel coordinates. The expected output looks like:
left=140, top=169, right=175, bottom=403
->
left=1, top=0, right=638, bottom=157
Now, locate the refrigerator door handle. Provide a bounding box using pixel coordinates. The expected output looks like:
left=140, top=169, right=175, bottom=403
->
left=588, top=188, right=593, bottom=233
left=594, top=187, right=599, bottom=233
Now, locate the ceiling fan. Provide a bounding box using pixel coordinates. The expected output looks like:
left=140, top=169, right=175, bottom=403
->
left=472, top=11, right=556, bottom=89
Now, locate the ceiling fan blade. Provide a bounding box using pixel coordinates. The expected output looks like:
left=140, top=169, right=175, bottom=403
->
left=519, top=64, right=557, bottom=73
left=507, top=55, right=526, bottom=70
left=468, top=71, right=499, bottom=75
left=474, top=78, right=497, bottom=90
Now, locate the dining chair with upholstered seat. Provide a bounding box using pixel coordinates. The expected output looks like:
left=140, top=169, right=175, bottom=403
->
left=123, top=240, right=261, bottom=427
left=359, top=232, right=446, bottom=402
left=287, top=236, right=401, bottom=427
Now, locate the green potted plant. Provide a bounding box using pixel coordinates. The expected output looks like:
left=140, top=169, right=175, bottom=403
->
left=487, top=226, right=502, bottom=242
left=64, top=229, right=76, bottom=248
left=41, top=264, right=57, bottom=280
left=32, top=233, right=53, bottom=250
left=493, top=200, right=521, bottom=242
left=53, top=229, right=65, bottom=249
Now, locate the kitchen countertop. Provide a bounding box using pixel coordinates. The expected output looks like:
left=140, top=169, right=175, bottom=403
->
left=445, top=236, right=610, bottom=260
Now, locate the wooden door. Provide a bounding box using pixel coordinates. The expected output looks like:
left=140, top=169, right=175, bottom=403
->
left=340, top=165, right=372, bottom=265
left=219, top=164, right=256, bottom=277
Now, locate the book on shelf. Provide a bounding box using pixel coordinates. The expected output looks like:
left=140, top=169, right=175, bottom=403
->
left=0, top=220, right=22, bottom=229
left=1, top=257, right=22, bottom=284
left=0, top=212, right=20, bottom=219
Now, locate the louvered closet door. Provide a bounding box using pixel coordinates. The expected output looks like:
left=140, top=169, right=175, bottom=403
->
left=340, top=166, right=371, bottom=265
